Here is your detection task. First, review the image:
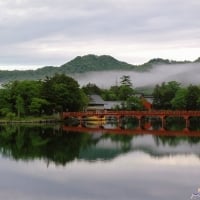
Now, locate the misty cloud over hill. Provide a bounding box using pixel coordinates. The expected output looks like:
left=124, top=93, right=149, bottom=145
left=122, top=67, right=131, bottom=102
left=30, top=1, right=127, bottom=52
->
left=74, top=63, right=200, bottom=88
left=0, top=55, right=200, bottom=90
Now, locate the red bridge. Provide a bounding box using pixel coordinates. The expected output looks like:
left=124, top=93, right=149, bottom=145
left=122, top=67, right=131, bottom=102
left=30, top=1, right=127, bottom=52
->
left=62, top=125, right=200, bottom=137
left=62, top=110, right=200, bottom=130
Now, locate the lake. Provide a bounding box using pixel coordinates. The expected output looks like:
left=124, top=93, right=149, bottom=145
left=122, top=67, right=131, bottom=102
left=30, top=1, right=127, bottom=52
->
left=0, top=123, right=200, bottom=200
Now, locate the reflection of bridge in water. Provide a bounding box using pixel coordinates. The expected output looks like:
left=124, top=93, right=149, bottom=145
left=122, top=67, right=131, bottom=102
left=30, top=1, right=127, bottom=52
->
left=62, top=110, right=200, bottom=131
left=62, top=125, right=200, bottom=137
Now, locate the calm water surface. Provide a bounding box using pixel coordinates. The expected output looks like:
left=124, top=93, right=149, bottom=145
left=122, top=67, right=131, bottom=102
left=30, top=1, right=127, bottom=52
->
left=0, top=124, right=200, bottom=200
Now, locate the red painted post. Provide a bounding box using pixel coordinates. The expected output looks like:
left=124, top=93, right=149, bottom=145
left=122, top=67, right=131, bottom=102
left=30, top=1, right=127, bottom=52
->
left=135, top=116, right=142, bottom=130
left=160, top=116, right=166, bottom=131
left=184, top=116, right=189, bottom=131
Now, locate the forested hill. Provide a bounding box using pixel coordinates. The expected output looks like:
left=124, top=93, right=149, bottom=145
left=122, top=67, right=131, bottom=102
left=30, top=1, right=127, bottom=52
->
left=0, top=55, right=137, bottom=82
left=60, top=55, right=135, bottom=72
left=0, top=54, right=199, bottom=83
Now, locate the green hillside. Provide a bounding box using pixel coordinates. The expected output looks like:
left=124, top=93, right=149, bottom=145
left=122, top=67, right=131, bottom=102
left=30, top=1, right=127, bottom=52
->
left=60, top=54, right=136, bottom=73
left=0, top=54, right=199, bottom=83
left=0, top=55, right=138, bottom=82
left=194, top=57, right=200, bottom=63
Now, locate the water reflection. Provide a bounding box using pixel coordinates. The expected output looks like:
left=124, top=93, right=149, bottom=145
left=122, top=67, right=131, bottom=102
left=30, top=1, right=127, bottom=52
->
left=0, top=124, right=200, bottom=200
left=0, top=124, right=200, bottom=165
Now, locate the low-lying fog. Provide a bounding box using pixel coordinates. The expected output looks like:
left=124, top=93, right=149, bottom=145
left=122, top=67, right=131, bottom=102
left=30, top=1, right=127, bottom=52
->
left=72, top=63, right=200, bottom=88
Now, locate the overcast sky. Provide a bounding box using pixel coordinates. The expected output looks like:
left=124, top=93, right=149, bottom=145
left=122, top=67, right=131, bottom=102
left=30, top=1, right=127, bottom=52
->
left=0, top=0, right=200, bottom=70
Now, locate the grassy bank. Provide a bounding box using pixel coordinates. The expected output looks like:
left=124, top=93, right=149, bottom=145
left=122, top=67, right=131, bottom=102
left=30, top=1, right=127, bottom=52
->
left=0, top=114, right=62, bottom=124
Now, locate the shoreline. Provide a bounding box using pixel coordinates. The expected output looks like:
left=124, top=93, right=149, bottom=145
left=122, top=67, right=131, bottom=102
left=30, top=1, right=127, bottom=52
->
left=0, top=117, right=63, bottom=124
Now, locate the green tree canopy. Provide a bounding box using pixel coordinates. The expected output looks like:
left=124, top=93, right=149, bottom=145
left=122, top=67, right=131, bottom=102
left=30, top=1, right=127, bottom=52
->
left=0, top=80, right=42, bottom=116
left=153, top=81, right=181, bottom=109
left=29, top=98, right=50, bottom=115
left=185, top=85, right=200, bottom=110
left=82, top=83, right=102, bottom=95
left=0, top=74, right=88, bottom=117
left=119, top=75, right=134, bottom=101
left=171, top=88, right=188, bottom=110
left=41, top=74, right=88, bottom=112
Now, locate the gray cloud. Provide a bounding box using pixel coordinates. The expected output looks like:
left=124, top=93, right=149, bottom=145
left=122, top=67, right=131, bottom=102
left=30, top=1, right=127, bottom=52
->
left=0, top=0, right=200, bottom=69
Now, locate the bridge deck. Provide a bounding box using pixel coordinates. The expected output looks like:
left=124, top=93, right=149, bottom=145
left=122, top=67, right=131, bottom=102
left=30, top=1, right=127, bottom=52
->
left=62, top=110, right=200, bottom=119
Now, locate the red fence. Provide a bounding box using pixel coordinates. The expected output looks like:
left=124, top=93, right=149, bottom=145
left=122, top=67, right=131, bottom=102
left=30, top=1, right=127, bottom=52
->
left=62, top=110, right=200, bottom=119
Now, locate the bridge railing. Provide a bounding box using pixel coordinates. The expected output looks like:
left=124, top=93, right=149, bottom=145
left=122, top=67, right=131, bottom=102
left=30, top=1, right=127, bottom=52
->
left=62, top=110, right=200, bottom=118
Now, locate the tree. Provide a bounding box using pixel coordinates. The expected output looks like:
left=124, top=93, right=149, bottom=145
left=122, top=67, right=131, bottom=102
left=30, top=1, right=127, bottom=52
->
left=120, top=75, right=132, bottom=87
left=185, top=85, right=200, bottom=110
left=29, top=98, right=49, bottom=115
left=126, top=96, right=143, bottom=110
left=82, top=83, right=102, bottom=95
left=6, top=112, right=16, bottom=121
left=41, top=74, right=88, bottom=112
left=15, top=95, right=25, bottom=118
left=3, top=80, right=42, bottom=115
left=171, top=88, right=188, bottom=110
left=119, top=75, right=134, bottom=100
left=153, top=81, right=181, bottom=109
left=118, top=85, right=134, bottom=100
left=101, top=86, right=120, bottom=101
left=0, top=88, right=12, bottom=116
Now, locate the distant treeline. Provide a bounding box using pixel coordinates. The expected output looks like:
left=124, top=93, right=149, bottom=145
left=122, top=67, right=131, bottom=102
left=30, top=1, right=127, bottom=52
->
left=1, top=73, right=200, bottom=119
left=83, top=80, right=200, bottom=111
left=0, top=74, right=88, bottom=119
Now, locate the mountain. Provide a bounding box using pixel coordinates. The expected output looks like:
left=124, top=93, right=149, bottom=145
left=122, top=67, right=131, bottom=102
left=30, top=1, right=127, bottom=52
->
left=0, top=54, right=137, bottom=82
left=140, top=58, right=192, bottom=70
left=194, top=57, right=200, bottom=63
left=0, top=54, right=199, bottom=83
left=60, top=54, right=136, bottom=73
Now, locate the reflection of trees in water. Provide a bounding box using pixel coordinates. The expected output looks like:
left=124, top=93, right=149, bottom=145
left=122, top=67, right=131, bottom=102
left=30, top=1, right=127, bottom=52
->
left=102, top=134, right=133, bottom=152
left=165, top=117, right=184, bottom=131
left=0, top=125, right=93, bottom=166
left=121, top=116, right=200, bottom=131
left=0, top=125, right=200, bottom=166
left=154, top=135, right=200, bottom=147
left=190, top=117, right=200, bottom=131
left=0, top=124, right=135, bottom=165
left=153, top=136, right=187, bottom=147
left=117, top=117, right=200, bottom=131
left=120, top=117, right=139, bottom=130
